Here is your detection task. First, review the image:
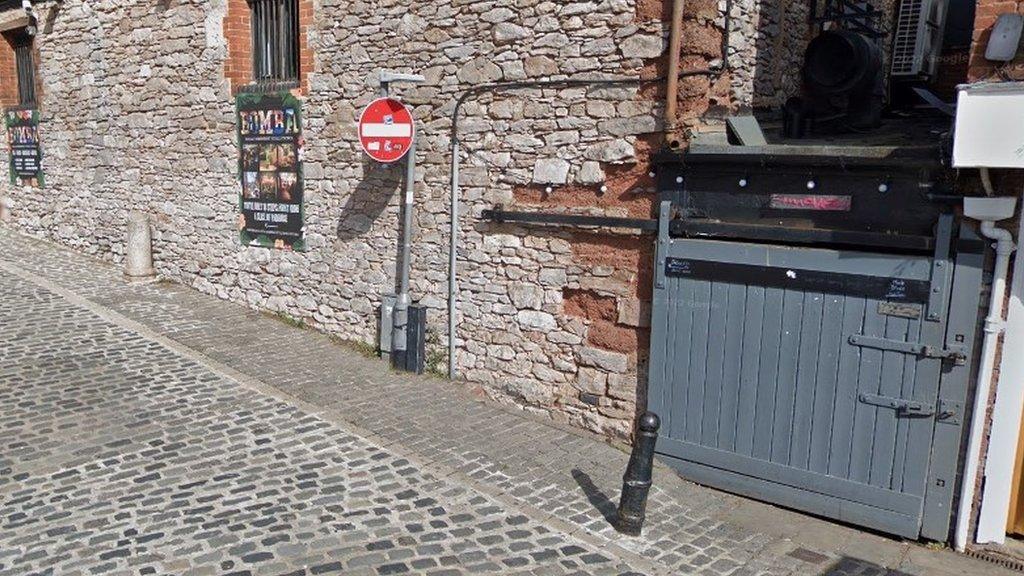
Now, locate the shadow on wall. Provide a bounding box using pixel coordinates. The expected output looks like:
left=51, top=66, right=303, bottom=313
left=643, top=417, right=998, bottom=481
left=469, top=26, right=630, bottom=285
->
left=335, top=159, right=403, bottom=241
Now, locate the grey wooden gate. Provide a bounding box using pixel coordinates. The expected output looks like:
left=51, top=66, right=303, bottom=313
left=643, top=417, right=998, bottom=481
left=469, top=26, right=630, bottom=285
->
left=648, top=207, right=983, bottom=540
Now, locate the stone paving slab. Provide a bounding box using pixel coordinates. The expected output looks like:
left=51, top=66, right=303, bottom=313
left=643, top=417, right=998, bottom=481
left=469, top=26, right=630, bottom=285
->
left=0, top=228, right=1016, bottom=576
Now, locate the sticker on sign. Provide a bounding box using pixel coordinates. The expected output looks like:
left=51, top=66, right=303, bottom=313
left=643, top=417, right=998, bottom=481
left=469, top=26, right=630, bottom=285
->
left=358, top=97, right=415, bottom=163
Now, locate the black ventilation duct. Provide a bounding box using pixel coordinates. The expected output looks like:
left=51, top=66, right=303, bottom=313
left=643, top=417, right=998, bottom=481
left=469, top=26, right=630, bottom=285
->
left=802, top=29, right=885, bottom=130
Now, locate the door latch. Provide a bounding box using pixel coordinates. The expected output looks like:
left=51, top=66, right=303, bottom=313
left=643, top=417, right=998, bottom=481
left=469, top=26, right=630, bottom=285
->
left=848, top=335, right=967, bottom=366
left=859, top=393, right=936, bottom=417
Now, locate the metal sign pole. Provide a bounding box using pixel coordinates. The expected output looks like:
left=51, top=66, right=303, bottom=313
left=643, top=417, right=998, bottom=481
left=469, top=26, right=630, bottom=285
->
left=375, top=70, right=424, bottom=370
left=392, top=134, right=416, bottom=369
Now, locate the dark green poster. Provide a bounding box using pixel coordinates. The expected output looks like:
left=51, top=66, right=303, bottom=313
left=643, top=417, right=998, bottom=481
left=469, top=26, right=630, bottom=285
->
left=5, top=107, right=43, bottom=187
left=235, top=92, right=304, bottom=251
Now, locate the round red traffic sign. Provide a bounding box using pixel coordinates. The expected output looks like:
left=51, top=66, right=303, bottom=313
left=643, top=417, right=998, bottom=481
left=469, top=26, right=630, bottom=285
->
left=358, top=97, right=415, bottom=163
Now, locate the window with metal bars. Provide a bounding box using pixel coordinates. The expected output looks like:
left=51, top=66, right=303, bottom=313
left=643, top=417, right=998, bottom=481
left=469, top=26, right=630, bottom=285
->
left=249, top=0, right=299, bottom=89
left=8, top=32, right=35, bottom=105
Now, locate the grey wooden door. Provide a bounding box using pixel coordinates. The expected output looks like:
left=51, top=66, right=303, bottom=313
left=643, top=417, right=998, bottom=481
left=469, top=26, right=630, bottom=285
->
left=647, top=233, right=974, bottom=539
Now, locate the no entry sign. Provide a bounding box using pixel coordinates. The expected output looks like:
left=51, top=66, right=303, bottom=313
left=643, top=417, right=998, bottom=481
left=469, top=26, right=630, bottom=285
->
left=358, top=97, right=415, bottom=163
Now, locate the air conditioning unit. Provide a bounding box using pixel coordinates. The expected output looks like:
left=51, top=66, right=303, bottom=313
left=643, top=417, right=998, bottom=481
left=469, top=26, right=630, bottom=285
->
left=891, top=0, right=949, bottom=78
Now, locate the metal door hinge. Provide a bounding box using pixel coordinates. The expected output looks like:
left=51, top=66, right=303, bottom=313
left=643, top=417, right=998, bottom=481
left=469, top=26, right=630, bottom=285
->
left=859, top=393, right=935, bottom=417
left=848, top=335, right=967, bottom=365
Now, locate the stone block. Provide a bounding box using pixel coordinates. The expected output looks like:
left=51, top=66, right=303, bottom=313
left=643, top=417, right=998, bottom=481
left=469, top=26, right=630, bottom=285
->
left=532, top=159, right=570, bottom=184
left=575, top=367, right=607, bottom=395
left=620, top=34, right=665, bottom=58
left=616, top=298, right=650, bottom=328
left=517, top=310, right=557, bottom=331
left=577, top=161, right=604, bottom=185
left=583, top=139, right=635, bottom=163
left=578, top=346, right=629, bottom=373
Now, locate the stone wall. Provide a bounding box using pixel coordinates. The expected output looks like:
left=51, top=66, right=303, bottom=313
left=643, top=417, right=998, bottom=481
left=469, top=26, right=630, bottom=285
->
left=0, top=0, right=899, bottom=438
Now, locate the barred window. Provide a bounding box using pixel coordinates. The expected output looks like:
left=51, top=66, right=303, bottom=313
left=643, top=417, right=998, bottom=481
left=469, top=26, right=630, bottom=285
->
left=250, top=0, right=299, bottom=87
left=10, top=32, right=35, bottom=105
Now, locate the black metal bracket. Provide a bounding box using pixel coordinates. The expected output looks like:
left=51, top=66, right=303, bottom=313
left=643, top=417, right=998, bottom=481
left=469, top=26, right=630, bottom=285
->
left=859, top=393, right=936, bottom=417
left=670, top=220, right=935, bottom=252
left=848, top=334, right=967, bottom=366
left=481, top=207, right=658, bottom=232
left=479, top=208, right=940, bottom=253
left=810, top=0, right=886, bottom=38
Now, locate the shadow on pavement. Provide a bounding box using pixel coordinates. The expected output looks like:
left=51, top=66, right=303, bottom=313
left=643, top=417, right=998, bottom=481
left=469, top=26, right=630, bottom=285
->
left=819, top=555, right=914, bottom=575
left=571, top=468, right=619, bottom=527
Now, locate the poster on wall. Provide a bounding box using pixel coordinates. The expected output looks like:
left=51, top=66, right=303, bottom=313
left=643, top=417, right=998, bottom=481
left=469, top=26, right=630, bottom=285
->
left=235, top=92, right=305, bottom=251
left=5, top=107, right=43, bottom=187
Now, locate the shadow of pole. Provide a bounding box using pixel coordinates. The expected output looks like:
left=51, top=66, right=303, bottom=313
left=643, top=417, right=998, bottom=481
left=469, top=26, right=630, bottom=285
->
left=571, top=468, right=619, bottom=528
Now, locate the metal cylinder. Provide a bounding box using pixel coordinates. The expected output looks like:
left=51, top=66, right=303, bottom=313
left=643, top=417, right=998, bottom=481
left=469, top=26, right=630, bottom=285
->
left=125, top=211, right=155, bottom=279
left=616, top=411, right=661, bottom=536
left=391, top=135, right=416, bottom=369
left=663, top=0, right=686, bottom=148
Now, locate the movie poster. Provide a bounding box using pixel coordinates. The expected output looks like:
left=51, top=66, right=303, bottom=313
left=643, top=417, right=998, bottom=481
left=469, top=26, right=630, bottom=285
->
left=5, top=107, right=43, bottom=187
left=235, top=92, right=304, bottom=251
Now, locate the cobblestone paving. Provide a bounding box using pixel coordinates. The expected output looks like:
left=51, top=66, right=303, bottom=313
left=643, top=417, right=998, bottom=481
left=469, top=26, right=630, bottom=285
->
left=0, top=270, right=648, bottom=575
left=0, top=229, right=1015, bottom=576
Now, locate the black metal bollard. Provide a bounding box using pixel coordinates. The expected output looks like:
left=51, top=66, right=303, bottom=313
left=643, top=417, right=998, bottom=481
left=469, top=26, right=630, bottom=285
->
left=615, top=411, right=660, bottom=536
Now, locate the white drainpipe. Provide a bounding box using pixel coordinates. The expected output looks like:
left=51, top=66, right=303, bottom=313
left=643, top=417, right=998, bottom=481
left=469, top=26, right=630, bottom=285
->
left=976, top=198, right=1024, bottom=544
left=954, top=188, right=1017, bottom=552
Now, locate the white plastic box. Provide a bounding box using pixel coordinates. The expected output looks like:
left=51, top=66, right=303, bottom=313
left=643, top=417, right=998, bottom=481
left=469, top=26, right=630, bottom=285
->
left=953, top=82, right=1024, bottom=169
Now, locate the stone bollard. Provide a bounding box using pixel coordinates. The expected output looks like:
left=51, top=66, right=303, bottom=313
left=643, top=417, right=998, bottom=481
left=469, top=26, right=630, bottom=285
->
left=0, top=197, right=10, bottom=223
left=615, top=411, right=661, bottom=536
left=125, top=211, right=156, bottom=280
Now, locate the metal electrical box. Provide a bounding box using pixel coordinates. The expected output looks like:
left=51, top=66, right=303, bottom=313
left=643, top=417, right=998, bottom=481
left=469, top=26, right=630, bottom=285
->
left=953, top=82, right=1024, bottom=168
left=379, top=294, right=396, bottom=359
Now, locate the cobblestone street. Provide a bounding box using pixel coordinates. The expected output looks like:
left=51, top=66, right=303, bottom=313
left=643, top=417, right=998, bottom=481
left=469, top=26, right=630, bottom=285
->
left=0, top=229, right=1016, bottom=576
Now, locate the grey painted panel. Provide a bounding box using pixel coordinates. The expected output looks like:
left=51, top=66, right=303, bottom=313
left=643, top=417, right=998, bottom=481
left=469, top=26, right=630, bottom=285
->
left=702, top=281, right=730, bottom=446
left=669, top=239, right=933, bottom=281
left=659, top=437, right=923, bottom=516
left=892, top=318, right=922, bottom=492
left=717, top=283, right=747, bottom=451
left=735, top=286, right=765, bottom=457
left=809, top=294, right=845, bottom=474
left=753, top=287, right=785, bottom=461
left=658, top=455, right=923, bottom=539
left=921, top=230, right=984, bottom=540
left=828, top=296, right=868, bottom=478
left=849, top=302, right=886, bottom=484
left=651, top=228, right=973, bottom=541
left=869, top=315, right=912, bottom=489
left=771, top=290, right=805, bottom=465
left=685, top=279, right=712, bottom=443
left=790, top=292, right=825, bottom=470
left=667, top=277, right=696, bottom=442
left=647, top=278, right=671, bottom=426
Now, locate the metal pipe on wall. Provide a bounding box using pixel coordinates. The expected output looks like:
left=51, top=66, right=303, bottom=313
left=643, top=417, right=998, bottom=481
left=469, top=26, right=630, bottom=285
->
left=954, top=190, right=1018, bottom=551
left=664, top=0, right=685, bottom=148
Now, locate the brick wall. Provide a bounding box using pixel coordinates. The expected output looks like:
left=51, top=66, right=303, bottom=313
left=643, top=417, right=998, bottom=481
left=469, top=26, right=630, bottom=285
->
left=224, top=0, right=312, bottom=94
left=0, top=32, right=18, bottom=107
left=969, top=0, right=1024, bottom=81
